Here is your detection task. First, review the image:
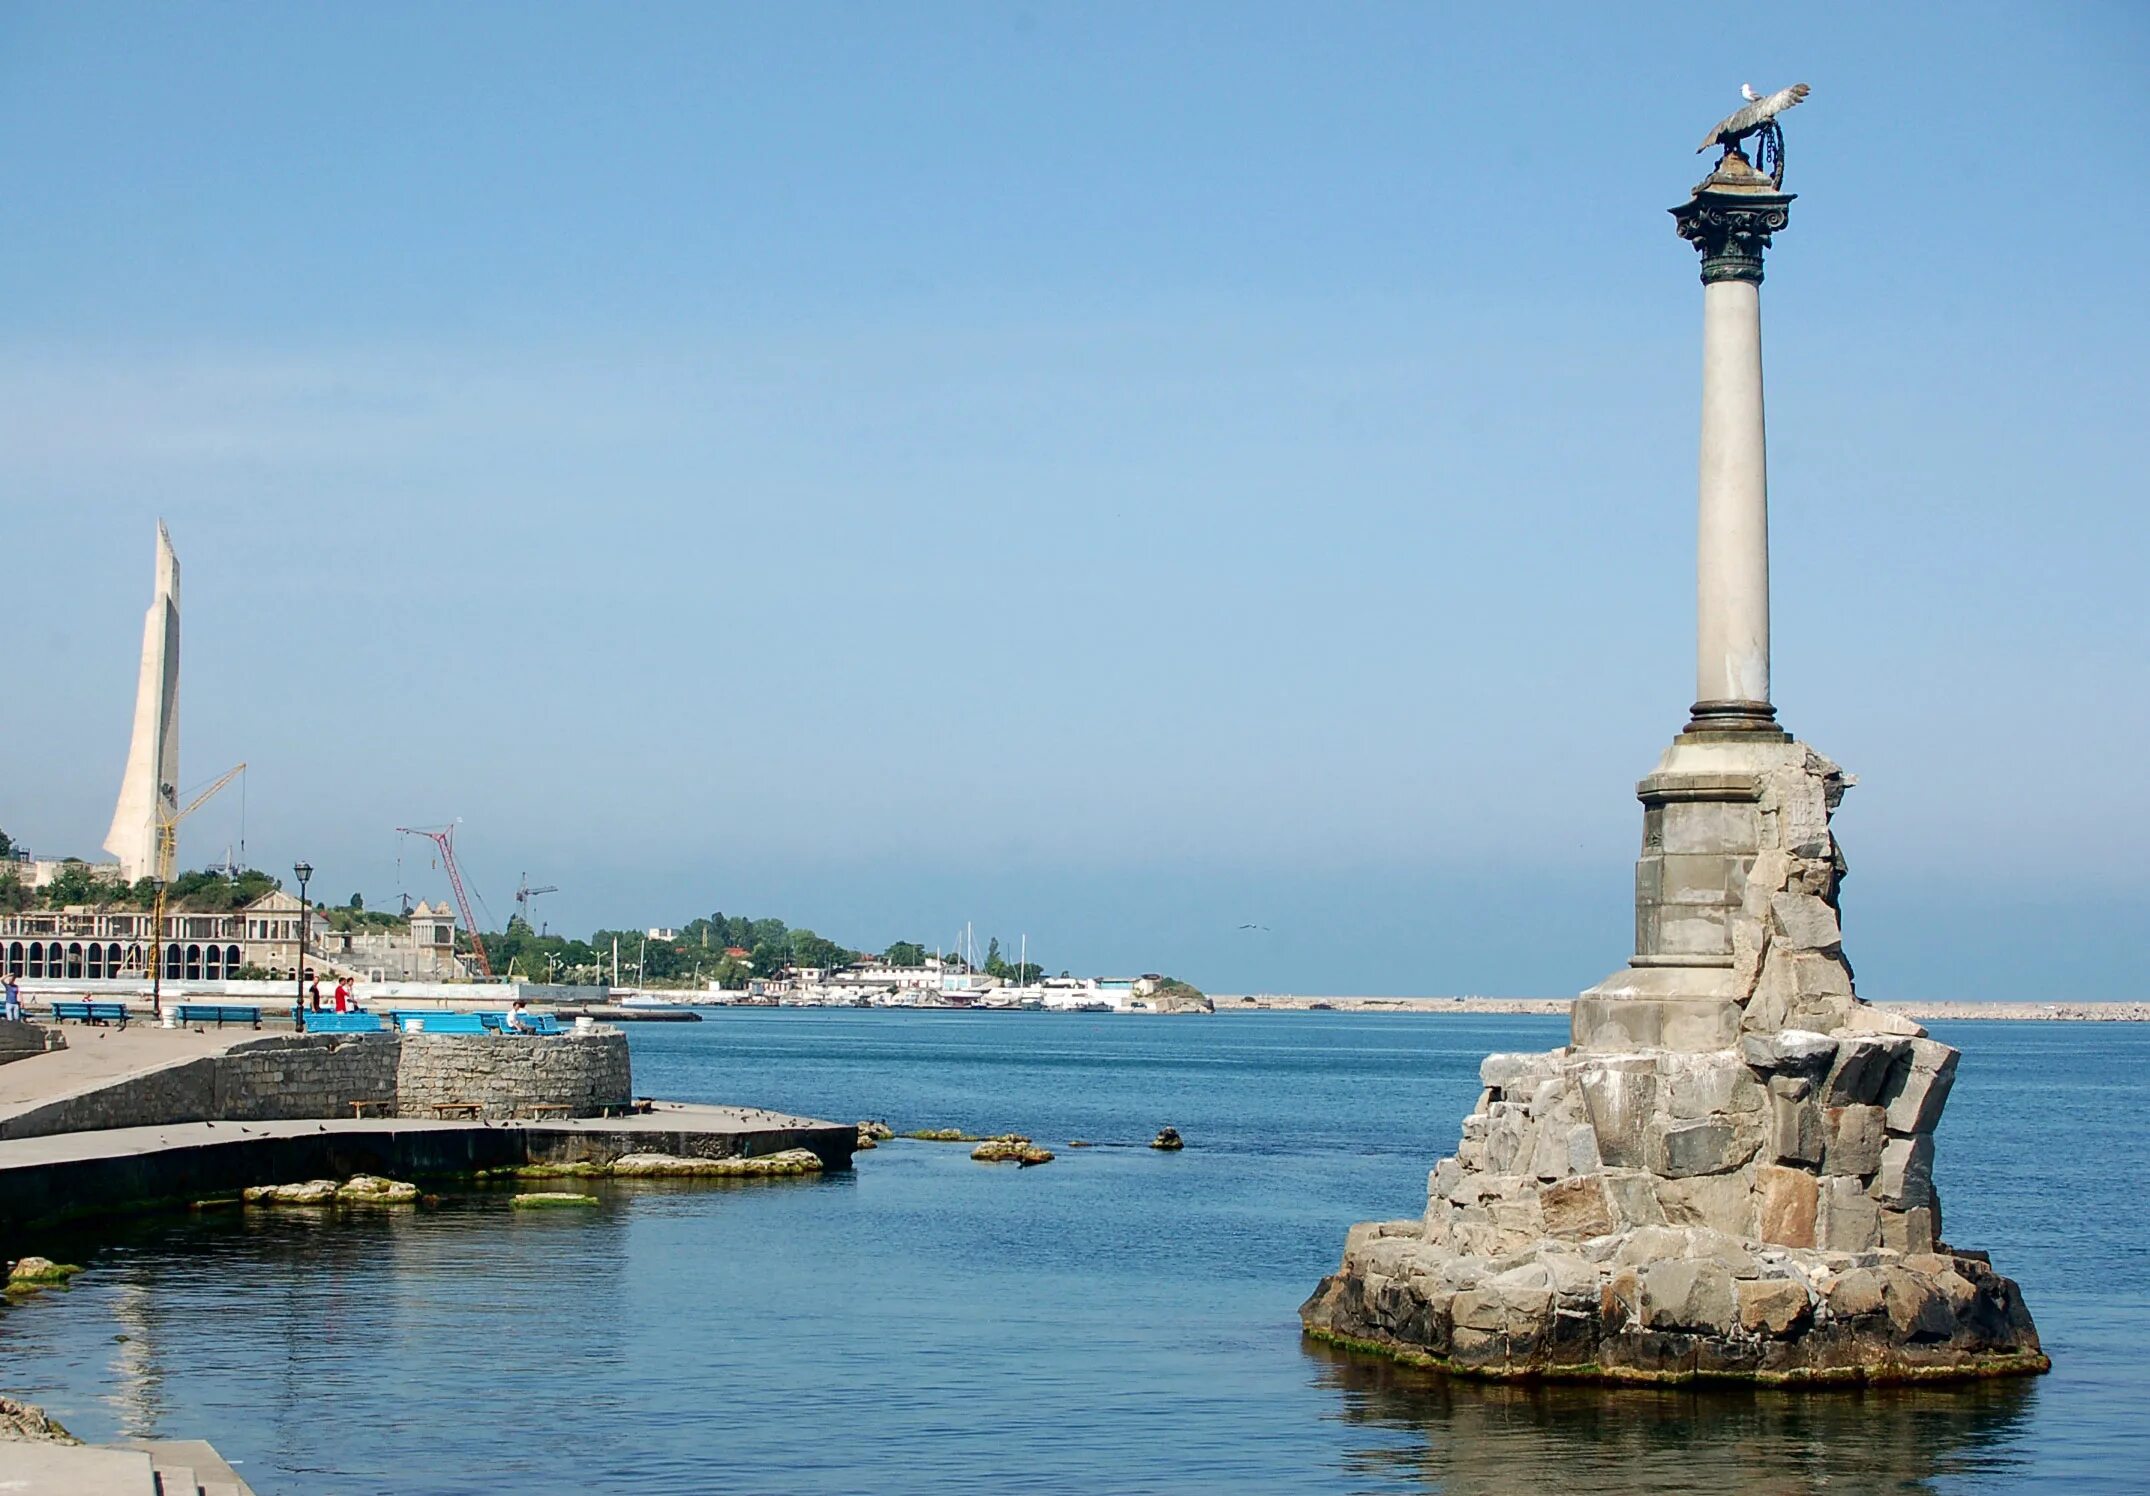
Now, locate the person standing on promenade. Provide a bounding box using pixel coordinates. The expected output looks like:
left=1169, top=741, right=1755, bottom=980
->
left=333, top=978, right=350, bottom=1013
left=3, top=971, right=20, bottom=1024
left=309, top=977, right=322, bottom=1013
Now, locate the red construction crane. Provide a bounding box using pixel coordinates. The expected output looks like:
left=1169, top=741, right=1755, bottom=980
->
left=395, top=823, right=494, bottom=978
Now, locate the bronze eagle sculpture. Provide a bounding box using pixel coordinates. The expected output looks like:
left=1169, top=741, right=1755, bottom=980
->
left=1698, top=83, right=1811, bottom=154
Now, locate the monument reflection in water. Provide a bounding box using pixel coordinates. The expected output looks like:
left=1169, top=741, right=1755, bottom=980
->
left=1309, top=1342, right=2037, bottom=1494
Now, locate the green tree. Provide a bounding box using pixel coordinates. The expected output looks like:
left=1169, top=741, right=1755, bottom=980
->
left=39, top=861, right=106, bottom=909
left=884, top=941, right=926, bottom=967
left=983, top=937, right=1007, bottom=979
left=0, top=872, right=28, bottom=913
left=0, top=827, right=14, bottom=859
left=349, top=892, right=364, bottom=911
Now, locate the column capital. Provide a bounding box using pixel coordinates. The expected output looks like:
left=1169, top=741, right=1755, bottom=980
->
left=1671, top=154, right=1794, bottom=285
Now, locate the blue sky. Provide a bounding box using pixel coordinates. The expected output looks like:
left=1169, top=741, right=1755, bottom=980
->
left=2, top=3, right=2144, bottom=998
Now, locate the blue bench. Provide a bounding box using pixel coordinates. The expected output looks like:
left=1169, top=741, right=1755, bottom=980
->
left=303, top=1011, right=384, bottom=1035
left=171, top=1003, right=261, bottom=1029
left=393, top=1011, right=489, bottom=1035
left=48, top=1000, right=128, bottom=1028
left=480, top=1012, right=564, bottom=1036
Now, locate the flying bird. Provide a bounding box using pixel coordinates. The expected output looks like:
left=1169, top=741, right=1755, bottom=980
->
left=1237, top=923, right=1270, bottom=932
left=1699, top=82, right=1812, bottom=153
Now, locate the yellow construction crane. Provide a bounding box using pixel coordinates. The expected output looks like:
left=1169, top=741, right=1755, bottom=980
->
left=155, top=762, right=247, bottom=883
left=148, top=762, right=246, bottom=1016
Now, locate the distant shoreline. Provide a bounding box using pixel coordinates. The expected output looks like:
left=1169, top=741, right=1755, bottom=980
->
left=1212, top=995, right=2150, bottom=1022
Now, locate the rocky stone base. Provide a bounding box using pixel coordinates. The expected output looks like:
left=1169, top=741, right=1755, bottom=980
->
left=1301, top=1219, right=2046, bottom=1385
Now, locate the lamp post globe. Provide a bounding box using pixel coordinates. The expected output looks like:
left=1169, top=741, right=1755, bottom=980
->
left=293, top=862, right=313, bottom=1033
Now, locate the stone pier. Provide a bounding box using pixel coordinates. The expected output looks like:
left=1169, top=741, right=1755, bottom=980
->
left=1300, top=100, right=2046, bottom=1384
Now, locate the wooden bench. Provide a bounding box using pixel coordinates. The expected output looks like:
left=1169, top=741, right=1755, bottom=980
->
left=349, top=1100, right=395, bottom=1119
left=596, top=1099, right=654, bottom=1118
left=171, top=1003, right=261, bottom=1029
left=430, top=1101, right=483, bottom=1120
left=47, top=1000, right=128, bottom=1029
left=523, top=1103, right=573, bottom=1120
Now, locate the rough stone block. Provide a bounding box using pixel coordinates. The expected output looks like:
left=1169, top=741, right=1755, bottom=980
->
left=1734, top=1277, right=1810, bottom=1336
left=1660, top=1118, right=1752, bottom=1177
left=1771, top=1087, right=1823, bottom=1169
left=1657, top=1172, right=1757, bottom=1238
left=1480, top=1052, right=1554, bottom=1095
left=1771, top=1030, right=1837, bottom=1071
left=1822, top=1104, right=1887, bottom=1177
left=1881, top=1267, right=1957, bottom=1340
left=1838, top=1003, right=1927, bottom=1039
left=1601, top=1170, right=1667, bottom=1230
left=1818, top=1176, right=1882, bottom=1252
left=1871, top=1134, right=1936, bottom=1210
left=1578, top=1057, right=1660, bottom=1169
left=1826, top=1266, right=1885, bottom=1319
left=1768, top=891, right=1842, bottom=953
left=1741, top=848, right=1792, bottom=913
left=1639, top=1259, right=1736, bottom=1335
left=1879, top=1037, right=1959, bottom=1136
left=1757, top=1163, right=1819, bottom=1249
left=1822, top=1035, right=1910, bottom=1106
left=1880, top=1205, right=1937, bottom=1256
left=1664, top=1053, right=1766, bottom=1119
left=1540, top=1176, right=1615, bottom=1241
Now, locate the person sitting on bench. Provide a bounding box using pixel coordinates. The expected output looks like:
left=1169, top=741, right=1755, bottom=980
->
left=503, top=998, right=537, bottom=1033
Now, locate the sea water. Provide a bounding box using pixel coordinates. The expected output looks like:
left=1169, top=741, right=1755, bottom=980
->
left=0, top=1012, right=2143, bottom=1494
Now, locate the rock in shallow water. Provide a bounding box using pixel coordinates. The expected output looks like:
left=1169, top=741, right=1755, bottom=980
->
left=970, top=1136, right=1054, bottom=1165
left=242, top=1176, right=419, bottom=1206
left=607, top=1149, right=823, bottom=1177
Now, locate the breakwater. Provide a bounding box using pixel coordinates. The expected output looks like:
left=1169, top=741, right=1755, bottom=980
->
left=1218, top=996, right=2150, bottom=1021
left=0, top=1104, right=855, bottom=1240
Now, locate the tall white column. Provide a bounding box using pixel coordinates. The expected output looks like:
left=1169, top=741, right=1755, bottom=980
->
left=1672, top=169, right=1792, bottom=734
left=1696, top=277, right=1770, bottom=710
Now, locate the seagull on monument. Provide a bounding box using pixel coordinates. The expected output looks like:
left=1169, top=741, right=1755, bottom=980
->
left=1699, top=82, right=1812, bottom=153
left=1741, top=83, right=1760, bottom=102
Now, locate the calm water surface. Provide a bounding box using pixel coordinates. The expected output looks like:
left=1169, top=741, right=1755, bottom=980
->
left=0, top=1012, right=2142, bottom=1494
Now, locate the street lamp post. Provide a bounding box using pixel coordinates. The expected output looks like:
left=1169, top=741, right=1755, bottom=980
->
left=149, top=875, right=166, bottom=1021
left=293, top=861, right=312, bottom=1033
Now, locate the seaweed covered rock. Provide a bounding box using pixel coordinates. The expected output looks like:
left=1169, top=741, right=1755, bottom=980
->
left=608, top=1149, right=823, bottom=1178
left=5, top=1257, right=84, bottom=1291
left=243, top=1176, right=418, bottom=1207
left=970, top=1135, right=1054, bottom=1165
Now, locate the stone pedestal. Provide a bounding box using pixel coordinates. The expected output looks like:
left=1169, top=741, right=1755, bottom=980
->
left=1302, top=743, right=2045, bottom=1383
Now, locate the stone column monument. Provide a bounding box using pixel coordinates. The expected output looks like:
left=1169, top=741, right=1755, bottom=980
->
left=1300, top=88, right=2047, bottom=1384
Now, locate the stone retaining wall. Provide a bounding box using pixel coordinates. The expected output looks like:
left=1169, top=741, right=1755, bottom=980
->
left=0, top=1030, right=632, bottom=1141
left=395, top=1032, right=631, bottom=1116
left=214, top=1035, right=402, bottom=1122
left=0, top=1018, right=59, bottom=1067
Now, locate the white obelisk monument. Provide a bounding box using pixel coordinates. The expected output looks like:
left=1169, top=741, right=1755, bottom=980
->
left=105, top=522, right=181, bottom=882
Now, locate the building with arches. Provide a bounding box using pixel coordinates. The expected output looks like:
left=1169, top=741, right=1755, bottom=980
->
left=0, top=891, right=465, bottom=985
